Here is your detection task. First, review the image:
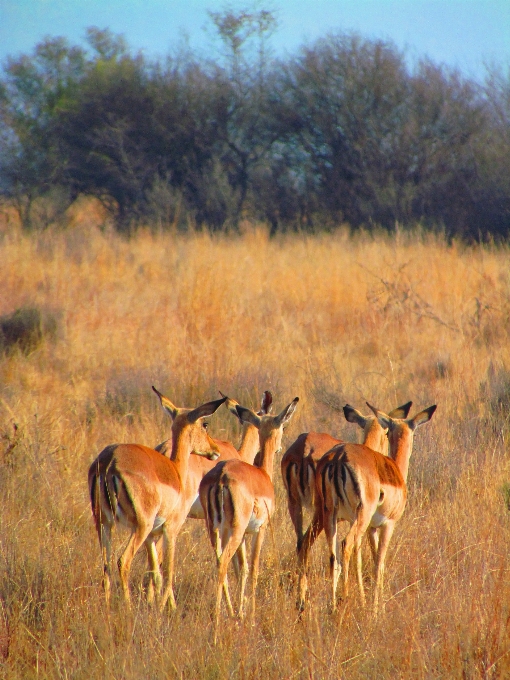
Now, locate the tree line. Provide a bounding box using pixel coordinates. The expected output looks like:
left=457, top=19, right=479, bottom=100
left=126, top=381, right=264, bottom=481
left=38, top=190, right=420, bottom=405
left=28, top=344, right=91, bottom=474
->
left=1, top=10, right=509, bottom=238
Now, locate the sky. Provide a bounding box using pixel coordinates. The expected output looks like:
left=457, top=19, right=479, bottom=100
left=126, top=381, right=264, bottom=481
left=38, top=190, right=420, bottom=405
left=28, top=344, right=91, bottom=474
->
left=1, top=0, right=509, bottom=81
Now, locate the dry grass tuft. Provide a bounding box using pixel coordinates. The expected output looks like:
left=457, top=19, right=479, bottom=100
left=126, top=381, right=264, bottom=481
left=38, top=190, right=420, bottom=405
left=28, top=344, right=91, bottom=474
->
left=1, top=215, right=510, bottom=677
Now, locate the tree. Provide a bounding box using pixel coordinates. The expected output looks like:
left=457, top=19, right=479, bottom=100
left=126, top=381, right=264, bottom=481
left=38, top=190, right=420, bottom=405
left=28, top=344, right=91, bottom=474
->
left=0, top=36, right=87, bottom=226
left=207, top=6, right=279, bottom=227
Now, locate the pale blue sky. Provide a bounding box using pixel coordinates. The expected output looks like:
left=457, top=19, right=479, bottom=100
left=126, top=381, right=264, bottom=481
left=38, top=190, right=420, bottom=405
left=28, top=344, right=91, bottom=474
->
left=1, top=0, right=509, bottom=80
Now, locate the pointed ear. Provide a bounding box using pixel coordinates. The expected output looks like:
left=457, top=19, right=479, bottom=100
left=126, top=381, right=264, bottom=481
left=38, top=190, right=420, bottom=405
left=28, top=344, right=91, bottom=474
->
left=276, top=397, right=299, bottom=427
left=152, top=386, right=179, bottom=420
left=235, top=405, right=261, bottom=428
left=408, top=405, right=437, bottom=430
left=222, top=394, right=243, bottom=422
left=187, top=396, right=227, bottom=423
left=366, top=402, right=392, bottom=430
left=260, top=390, right=273, bottom=414
left=388, top=401, right=413, bottom=419
left=343, top=404, right=367, bottom=428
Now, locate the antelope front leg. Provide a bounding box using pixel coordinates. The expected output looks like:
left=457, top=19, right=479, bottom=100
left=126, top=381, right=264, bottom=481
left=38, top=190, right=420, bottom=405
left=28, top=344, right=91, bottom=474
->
left=145, top=536, right=163, bottom=605
left=159, top=531, right=177, bottom=612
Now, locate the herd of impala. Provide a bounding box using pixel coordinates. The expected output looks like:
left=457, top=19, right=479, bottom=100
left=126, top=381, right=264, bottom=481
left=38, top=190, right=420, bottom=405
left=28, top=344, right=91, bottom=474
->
left=88, top=386, right=436, bottom=641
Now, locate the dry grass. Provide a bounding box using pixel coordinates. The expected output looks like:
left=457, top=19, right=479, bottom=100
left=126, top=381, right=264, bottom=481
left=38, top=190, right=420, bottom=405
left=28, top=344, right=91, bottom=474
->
left=1, top=212, right=510, bottom=678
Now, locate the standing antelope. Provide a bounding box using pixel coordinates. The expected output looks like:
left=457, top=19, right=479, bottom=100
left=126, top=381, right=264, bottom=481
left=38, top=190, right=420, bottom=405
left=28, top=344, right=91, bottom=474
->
left=298, top=402, right=436, bottom=612
left=154, top=390, right=273, bottom=519
left=146, top=390, right=273, bottom=600
left=199, top=396, right=299, bottom=643
left=282, top=401, right=412, bottom=554
left=88, top=389, right=226, bottom=610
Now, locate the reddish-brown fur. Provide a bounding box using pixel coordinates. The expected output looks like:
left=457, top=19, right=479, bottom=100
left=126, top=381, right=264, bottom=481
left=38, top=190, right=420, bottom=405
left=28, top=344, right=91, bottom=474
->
left=88, top=389, right=226, bottom=610
left=199, top=397, right=299, bottom=644
left=297, top=403, right=436, bottom=612
left=281, top=403, right=412, bottom=556
left=154, top=391, right=272, bottom=520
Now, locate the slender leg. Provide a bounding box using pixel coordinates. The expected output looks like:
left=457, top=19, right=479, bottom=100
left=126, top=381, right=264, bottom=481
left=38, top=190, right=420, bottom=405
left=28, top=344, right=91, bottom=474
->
left=343, top=509, right=372, bottom=607
left=118, top=524, right=152, bottom=606
left=146, top=536, right=164, bottom=603
left=296, top=509, right=323, bottom=611
left=99, top=521, right=114, bottom=604
left=354, top=528, right=366, bottom=607
left=215, top=526, right=234, bottom=618
left=323, top=508, right=340, bottom=611
left=237, top=539, right=249, bottom=620
left=373, top=520, right=395, bottom=613
left=214, top=526, right=245, bottom=644
left=368, top=527, right=379, bottom=565
left=249, top=526, right=266, bottom=625
left=145, top=536, right=162, bottom=605
left=159, top=530, right=177, bottom=611
left=287, top=471, right=305, bottom=554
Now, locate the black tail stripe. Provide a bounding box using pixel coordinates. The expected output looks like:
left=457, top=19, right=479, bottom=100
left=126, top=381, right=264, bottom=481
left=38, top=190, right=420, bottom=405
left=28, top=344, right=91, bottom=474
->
left=340, top=460, right=347, bottom=495
left=286, top=462, right=295, bottom=495
left=90, top=474, right=97, bottom=511
left=213, top=483, right=222, bottom=522
left=333, top=463, right=344, bottom=505
left=345, top=463, right=361, bottom=501
left=299, top=458, right=305, bottom=496
left=322, top=464, right=329, bottom=513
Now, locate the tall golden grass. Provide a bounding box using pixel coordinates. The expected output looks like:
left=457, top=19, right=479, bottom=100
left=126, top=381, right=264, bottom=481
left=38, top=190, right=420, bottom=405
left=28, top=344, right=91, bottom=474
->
left=1, top=212, right=509, bottom=678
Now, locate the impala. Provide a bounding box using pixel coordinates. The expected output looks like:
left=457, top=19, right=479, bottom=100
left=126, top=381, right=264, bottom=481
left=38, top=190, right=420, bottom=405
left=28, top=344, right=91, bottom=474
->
left=88, top=389, right=226, bottom=610
left=282, top=401, right=412, bottom=554
left=199, top=396, right=299, bottom=643
left=154, top=390, right=273, bottom=518
left=146, top=390, right=273, bottom=600
left=298, top=402, right=436, bottom=612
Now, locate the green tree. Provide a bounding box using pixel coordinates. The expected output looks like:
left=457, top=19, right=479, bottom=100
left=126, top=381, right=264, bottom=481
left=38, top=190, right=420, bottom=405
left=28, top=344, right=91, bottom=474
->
left=0, top=36, right=86, bottom=226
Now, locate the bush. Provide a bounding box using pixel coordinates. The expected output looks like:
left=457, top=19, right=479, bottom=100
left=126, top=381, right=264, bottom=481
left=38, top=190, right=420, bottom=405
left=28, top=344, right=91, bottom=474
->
left=0, top=306, right=58, bottom=354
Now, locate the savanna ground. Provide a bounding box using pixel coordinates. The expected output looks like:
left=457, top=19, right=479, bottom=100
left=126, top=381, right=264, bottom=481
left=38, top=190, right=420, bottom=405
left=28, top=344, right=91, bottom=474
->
left=0, top=200, right=510, bottom=679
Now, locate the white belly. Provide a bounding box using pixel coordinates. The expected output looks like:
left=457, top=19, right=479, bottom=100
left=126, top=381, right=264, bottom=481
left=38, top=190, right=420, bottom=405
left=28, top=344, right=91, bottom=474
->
left=370, top=511, right=387, bottom=528
left=246, top=512, right=265, bottom=534
left=188, top=495, right=204, bottom=519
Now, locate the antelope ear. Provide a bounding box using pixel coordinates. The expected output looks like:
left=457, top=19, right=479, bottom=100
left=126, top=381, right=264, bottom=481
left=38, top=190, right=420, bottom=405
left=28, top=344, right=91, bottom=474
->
left=260, top=390, right=273, bottom=414
left=187, top=397, right=227, bottom=423
left=408, top=405, right=437, bottom=430
left=366, top=402, right=392, bottom=430
left=388, top=401, right=413, bottom=419
left=235, top=405, right=261, bottom=428
left=343, top=404, right=367, bottom=428
left=152, top=386, right=179, bottom=420
left=220, top=392, right=242, bottom=420
left=276, top=397, right=299, bottom=427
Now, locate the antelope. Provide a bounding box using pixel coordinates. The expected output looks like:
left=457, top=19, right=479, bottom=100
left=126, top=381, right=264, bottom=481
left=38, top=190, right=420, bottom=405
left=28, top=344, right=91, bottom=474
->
left=88, top=389, right=227, bottom=610
left=282, top=401, right=412, bottom=555
left=154, top=390, right=273, bottom=519
left=199, top=396, right=299, bottom=643
left=146, top=390, right=273, bottom=600
left=298, top=402, right=436, bottom=613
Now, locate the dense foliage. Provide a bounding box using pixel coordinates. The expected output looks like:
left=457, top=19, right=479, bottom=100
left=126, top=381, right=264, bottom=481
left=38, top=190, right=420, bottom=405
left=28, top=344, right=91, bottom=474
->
left=1, top=13, right=509, bottom=237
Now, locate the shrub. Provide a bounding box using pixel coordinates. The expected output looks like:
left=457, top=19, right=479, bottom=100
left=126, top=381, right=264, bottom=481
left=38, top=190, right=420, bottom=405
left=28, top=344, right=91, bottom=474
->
left=0, top=306, right=58, bottom=354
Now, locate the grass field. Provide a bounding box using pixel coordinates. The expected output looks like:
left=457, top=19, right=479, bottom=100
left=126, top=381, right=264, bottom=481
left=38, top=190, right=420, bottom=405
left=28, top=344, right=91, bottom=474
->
left=0, top=210, right=509, bottom=678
